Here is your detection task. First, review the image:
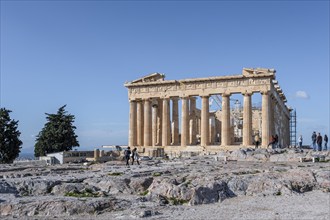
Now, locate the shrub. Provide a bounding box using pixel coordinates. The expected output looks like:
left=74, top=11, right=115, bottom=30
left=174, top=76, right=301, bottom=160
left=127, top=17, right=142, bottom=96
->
left=152, top=172, right=162, bottom=177
left=139, top=190, right=149, bottom=196
left=64, top=189, right=99, bottom=198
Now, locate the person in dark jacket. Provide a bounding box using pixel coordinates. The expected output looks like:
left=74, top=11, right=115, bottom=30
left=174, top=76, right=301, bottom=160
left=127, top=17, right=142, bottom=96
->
left=274, top=134, right=279, bottom=148
left=311, top=131, right=317, bottom=151
left=124, top=147, right=131, bottom=167
left=316, top=133, right=322, bottom=151
left=254, top=134, right=260, bottom=149
left=324, top=134, right=328, bottom=151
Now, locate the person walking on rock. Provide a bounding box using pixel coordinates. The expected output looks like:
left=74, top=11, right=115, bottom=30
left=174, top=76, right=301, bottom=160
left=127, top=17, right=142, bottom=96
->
left=124, top=147, right=131, bottom=167
left=316, top=133, right=322, bottom=151
left=254, top=134, right=260, bottom=149
left=298, top=135, right=303, bottom=148
left=324, top=134, right=328, bottom=151
left=268, top=135, right=276, bottom=149
left=311, top=131, right=317, bottom=151
left=131, top=147, right=140, bottom=165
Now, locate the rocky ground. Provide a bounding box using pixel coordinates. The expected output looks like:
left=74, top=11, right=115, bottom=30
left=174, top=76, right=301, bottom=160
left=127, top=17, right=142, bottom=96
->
left=1, top=148, right=330, bottom=219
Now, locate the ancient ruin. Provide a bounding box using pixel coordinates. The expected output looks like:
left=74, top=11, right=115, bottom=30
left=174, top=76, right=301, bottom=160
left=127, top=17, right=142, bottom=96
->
left=124, top=68, right=291, bottom=155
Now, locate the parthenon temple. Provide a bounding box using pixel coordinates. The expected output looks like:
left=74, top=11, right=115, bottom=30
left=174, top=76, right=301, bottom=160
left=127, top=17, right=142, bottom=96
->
left=124, top=68, right=291, bottom=154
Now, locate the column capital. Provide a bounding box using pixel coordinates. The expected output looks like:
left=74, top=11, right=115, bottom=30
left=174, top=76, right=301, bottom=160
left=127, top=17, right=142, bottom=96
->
left=242, top=91, right=253, bottom=96
left=171, top=97, right=180, bottom=101
left=200, top=95, right=210, bottom=98
left=221, top=93, right=231, bottom=97
left=151, top=99, right=159, bottom=107
left=261, top=90, right=270, bottom=95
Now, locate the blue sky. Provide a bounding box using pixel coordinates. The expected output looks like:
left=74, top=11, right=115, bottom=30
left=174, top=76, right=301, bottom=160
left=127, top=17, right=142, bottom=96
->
left=1, top=0, right=329, bottom=153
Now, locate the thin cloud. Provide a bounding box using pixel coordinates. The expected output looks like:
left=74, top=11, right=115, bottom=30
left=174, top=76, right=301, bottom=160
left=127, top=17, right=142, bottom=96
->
left=295, top=91, right=310, bottom=99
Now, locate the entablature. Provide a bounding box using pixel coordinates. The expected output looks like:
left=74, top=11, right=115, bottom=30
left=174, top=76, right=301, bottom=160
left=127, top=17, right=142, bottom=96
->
left=125, top=74, right=275, bottom=99
left=125, top=68, right=289, bottom=116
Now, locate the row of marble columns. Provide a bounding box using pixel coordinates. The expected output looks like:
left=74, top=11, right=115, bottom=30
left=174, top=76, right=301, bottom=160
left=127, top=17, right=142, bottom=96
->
left=129, top=92, right=277, bottom=147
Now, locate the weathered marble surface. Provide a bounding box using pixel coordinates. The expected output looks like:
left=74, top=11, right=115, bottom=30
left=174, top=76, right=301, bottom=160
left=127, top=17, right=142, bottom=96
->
left=0, top=149, right=329, bottom=219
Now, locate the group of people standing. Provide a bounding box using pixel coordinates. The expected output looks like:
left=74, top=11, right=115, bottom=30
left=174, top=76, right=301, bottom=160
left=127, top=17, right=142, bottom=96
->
left=123, top=132, right=328, bottom=162
left=254, top=132, right=328, bottom=150
left=307, top=131, right=328, bottom=151
left=124, top=147, right=140, bottom=167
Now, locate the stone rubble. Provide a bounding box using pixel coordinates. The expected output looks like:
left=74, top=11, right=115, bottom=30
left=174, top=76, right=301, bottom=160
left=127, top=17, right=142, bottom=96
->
left=0, top=148, right=329, bottom=219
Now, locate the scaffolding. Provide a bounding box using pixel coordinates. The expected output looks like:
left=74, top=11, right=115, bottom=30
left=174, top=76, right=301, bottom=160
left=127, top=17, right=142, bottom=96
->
left=290, top=109, right=297, bottom=146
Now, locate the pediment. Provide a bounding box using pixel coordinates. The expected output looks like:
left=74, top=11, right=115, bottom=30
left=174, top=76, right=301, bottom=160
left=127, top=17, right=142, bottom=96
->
left=130, top=73, right=165, bottom=84
left=242, top=68, right=275, bottom=76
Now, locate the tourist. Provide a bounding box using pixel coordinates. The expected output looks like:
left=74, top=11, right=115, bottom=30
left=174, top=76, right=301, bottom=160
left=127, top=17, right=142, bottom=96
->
left=316, top=133, right=322, bottom=151
left=254, top=134, right=260, bottom=149
left=324, top=134, right=328, bottom=151
left=131, top=147, right=140, bottom=165
left=298, top=135, right=303, bottom=148
left=274, top=134, right=279, bottom=148
left=311, top=131, right=317, bottom=150
left=268, top=135, right=276, bottom=149
left=124, top=147, right=131, bottom=167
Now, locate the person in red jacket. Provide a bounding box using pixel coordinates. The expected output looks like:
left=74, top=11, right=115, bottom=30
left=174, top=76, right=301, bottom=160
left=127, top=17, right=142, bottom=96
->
left=268, top=135, right=276, bottom=149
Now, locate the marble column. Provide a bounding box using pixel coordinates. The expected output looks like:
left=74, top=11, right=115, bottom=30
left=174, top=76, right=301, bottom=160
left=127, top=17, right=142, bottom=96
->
left=143, top=98, right=152, bottom=146
left=128, top=100, right=137, bottom=147
left=285, top=114, right=290, bottom=147
left=198, top=118, right=201, bottom=142
left=209, top=115, right=216, bottom=144
left=286, top=115, right=290, bottom=147
left=171, top=97, right=179, bottom=145
left=261, top=91, right=270, bottom=147
left=189, top=97, right=197, bottom=145
left=162, top=98, right=170, bottom=146
left=157, top=99, right=162, bottom=146
left=152, top=100, right=158, bottom=146
left=281, top=111, right=285, bottom=147
left=243, top=92, right=252, bottom=146
left=201, top=96, right=209, bottom=146
left=270, top=97, right=275, bottom=137
left=216, top=120, right=221, bottom=143
left=136, top=100, right=144, bottom=146
left=221, top=94, right=230, bottom=146
left=181, top=97, right=189, bottom=147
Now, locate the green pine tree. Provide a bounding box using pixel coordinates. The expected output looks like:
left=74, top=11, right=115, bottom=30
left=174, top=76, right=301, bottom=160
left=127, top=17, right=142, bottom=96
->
left=0, top=108, right=23, bottom=164
left=34, top=105, right=79, bottom=157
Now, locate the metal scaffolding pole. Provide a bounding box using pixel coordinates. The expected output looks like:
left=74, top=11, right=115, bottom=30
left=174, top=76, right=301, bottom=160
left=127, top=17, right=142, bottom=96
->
left=290, top=109, right=297, bottom=146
